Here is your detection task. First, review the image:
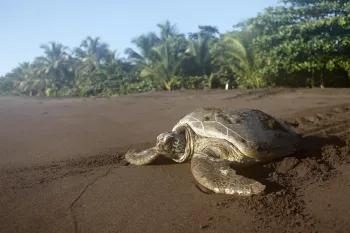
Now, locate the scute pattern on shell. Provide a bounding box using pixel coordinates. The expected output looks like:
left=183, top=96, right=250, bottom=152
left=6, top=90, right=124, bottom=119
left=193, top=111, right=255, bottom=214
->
left=172, top=108, right=300, bottom=159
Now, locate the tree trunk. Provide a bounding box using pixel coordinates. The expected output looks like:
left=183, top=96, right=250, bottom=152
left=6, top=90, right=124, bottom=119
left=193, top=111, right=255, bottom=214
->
left=320, top=70, right=324, bottom=89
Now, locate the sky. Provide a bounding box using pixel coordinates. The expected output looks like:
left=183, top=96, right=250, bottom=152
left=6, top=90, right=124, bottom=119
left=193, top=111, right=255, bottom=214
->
left=0, top=0, right=280, bottom=76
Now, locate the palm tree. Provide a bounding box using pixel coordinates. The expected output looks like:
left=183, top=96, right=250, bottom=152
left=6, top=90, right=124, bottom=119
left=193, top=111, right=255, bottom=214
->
left=212, top=29, right=265, bottom=88
left=186, top=32, right=212, bottom=78
left=125, top=21, right=187, bottom=90
left=75, top=36, right=110, bottom=72
left=34, top=42, right=69, bottom=96
left=71, top=37, right=112, bottom=96
left=140, top=37, right=185, bottom=89
left=124, top=32, right=160, bottom=65
left=7, top=62, right=45, bottom=96
left=157, top=20, right=179, bottom=41
left=8, top=62, right=31, bottom=81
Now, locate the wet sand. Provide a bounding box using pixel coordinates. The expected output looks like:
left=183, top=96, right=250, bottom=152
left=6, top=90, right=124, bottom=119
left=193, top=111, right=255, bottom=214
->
left=0, top=88, right=349, bottom=233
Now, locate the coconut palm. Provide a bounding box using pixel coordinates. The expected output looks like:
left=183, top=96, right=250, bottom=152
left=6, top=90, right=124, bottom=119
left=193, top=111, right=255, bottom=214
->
left=139, top=37, right=185, bottom=90
left=124, top=32, right=160, bottom=65
left=186, top=32, right=212, bottom=78
left=75, top=36, right=111, bottom=73
left=212, top=29, right=265, bottom=88
left=7, top=62, right=45, bottom=96
left=125, top=21, right=187, bottom=90
left=157, top=20, right=179, bottom=41
left=34, top=42, right=69, bottom=96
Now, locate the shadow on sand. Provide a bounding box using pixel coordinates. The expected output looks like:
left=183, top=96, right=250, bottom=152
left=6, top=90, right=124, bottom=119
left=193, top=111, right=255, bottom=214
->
left=235, top=134, right=346, bottom=194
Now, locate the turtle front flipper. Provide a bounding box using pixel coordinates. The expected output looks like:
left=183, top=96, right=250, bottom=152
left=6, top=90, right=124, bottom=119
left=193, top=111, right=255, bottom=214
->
left=191, top=153, right=266, bottom=196
left=125, top=147, right=161, bottom=165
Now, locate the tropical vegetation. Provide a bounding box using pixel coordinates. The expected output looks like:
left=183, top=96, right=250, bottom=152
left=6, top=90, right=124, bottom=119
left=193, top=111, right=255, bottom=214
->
left=1, top=0, right=350, bottom=97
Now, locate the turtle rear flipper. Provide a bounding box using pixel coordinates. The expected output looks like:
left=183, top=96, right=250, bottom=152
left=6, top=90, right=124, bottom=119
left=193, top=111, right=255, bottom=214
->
left=191, top=153, right=266, bottom=195
left=125, top=147, right=161, bottom=165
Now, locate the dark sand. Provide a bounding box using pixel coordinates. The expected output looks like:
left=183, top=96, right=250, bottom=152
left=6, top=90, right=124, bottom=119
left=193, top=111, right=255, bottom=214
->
left=0, top=88, right=349, bottom=233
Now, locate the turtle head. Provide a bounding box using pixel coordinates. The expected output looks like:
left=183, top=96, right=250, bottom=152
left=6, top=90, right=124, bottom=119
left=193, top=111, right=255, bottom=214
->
left=156, top=132, right=187, bottom=162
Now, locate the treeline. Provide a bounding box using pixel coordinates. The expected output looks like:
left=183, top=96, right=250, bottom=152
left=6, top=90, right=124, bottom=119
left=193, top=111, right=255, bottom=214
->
left=1, top=0, right=350, bottom=97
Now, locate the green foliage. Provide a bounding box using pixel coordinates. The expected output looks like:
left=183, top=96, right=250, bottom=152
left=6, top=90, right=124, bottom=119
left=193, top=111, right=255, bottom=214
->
left=241, top=0, right=350, bottom=87
left=212, top=28, right=268, bottom=89
left=1, top=2, right=350, bottom=97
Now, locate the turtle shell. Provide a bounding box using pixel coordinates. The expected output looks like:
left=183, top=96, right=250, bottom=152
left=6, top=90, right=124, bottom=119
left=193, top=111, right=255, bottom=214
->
left=172, top=108, right=301, bottom=160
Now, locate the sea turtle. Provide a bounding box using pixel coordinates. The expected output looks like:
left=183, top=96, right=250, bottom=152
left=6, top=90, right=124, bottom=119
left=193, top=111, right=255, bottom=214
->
left=125, top=108, right=302, bottom=196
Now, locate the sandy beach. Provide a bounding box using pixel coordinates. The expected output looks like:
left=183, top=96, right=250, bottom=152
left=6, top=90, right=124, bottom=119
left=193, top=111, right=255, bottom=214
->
left=1, top=88, right=349, bottom=233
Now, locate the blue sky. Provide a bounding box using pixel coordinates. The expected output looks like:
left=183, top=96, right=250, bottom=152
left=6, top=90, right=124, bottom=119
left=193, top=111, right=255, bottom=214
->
left=0, top=0, right=280, bottom=76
